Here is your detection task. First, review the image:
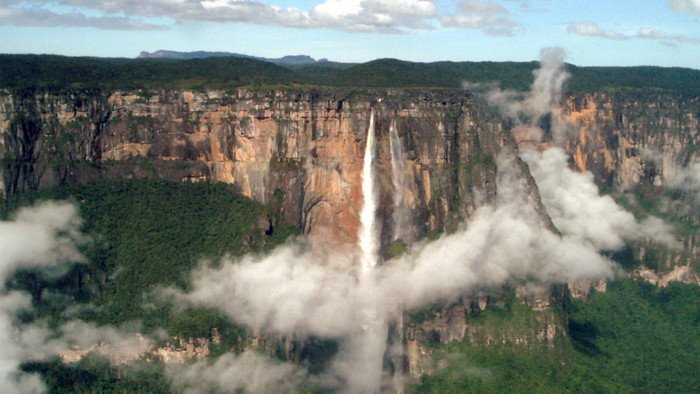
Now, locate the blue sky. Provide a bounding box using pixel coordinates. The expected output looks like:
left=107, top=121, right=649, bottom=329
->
left=1, top=0, right=699, bottom=68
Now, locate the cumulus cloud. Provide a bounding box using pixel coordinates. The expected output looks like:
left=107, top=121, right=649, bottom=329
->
left=459, top=0, right=509, bottom=14
left=1, top=0, right=527, bottom=34
left=669, top=0, right=700, bottom=15
left=3, top=0, right=440, bottom=33
left=567, top=21, right=700, bottom=45
left=566, top=21, right=628, bottom=40
left=440, top=0, right=518, bottom=35
left=0, top=6, right=164, bottom=30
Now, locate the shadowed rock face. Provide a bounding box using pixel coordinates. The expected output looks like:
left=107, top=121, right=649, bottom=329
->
left=564, top=92, right=700, bottom=189
left=0, top=88, right=508, bottom=247
left=564, top=92, right=700, bottom=270
left=1, top=88, right=697, bottom=259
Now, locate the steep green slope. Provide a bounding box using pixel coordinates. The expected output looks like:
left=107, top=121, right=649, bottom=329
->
left=412, top=279, right=700, bottom=393
left=4, top=179, right=299, bottom=329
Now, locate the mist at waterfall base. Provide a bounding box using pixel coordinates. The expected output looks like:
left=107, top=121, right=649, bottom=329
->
left=0, top=49, right=680, bottom=393
left=166, top=48, right=676, bottom=392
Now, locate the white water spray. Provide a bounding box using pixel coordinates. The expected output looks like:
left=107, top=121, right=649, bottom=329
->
left=344, top=110, right=388, bottom=393
left=389, top=118, right=412, bottom=243
left=359, top=110, right=380, bottom=273
left=388, top=117, right=409, bottom=394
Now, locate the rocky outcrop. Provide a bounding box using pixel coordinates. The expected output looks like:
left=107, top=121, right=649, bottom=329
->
left=405, top=286, right=566, bottom=381
left=60, top=334, right=218, bottom=366
left=630, top=265, right=700, bottom=287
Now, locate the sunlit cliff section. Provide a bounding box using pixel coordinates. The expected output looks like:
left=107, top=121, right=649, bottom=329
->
left=1, top=88, right=508, bottom=246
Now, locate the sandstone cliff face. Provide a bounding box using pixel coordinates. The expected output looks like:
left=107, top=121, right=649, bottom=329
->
left=0, top=88, right=507, bottom=247
left=565, top=92, right=700, bottom=270
left=565, top=92, right=699, bottom=188
left=405, top=285, right=566, bottom=380
left=2, top=88, right=698, bottom=383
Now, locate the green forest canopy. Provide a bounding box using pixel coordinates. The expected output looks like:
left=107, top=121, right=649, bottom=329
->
left=1, top=54, right=699, bottom=94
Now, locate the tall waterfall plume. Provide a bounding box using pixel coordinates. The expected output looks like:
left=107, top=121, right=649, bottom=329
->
left=388, top=117, right=409, bottom=393
left=347, top=109, right=387, bottom=393
left=359, top=110, right=380, bottom=273
left=389, top=118, right=413, bottom=243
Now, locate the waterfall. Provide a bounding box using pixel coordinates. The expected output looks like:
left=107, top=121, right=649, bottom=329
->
left=389, top=117, right=408, bottom=394
left=359, top=110, right=380, bottom=273
left=345, top=109, right=387, bottom=393
left=389, top=118, right=412, bottom=243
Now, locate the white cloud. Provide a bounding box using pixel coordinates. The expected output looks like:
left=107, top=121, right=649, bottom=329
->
left=0, top=202, right=162, bottom=391
left=664, top=159, right=700, bottom=204
left=675, top=34, right=700, bottom=43
left=166, top=152, right=622, bottom=390
left=0, top=201, right=84, bottom=290
left=166, top=351, right=310, bottom=393
left=459, top=0, right=509, bottom=14
left=0, top=5, right=165, bottom=30
left=440, top=13, right=515, bottom=29
left=522, top=148, right=678, bottom=250
left=567, top=21, right=700, bottom=45
left=3, top=0, right=441, bottom=33
left=566, top=21, right=627, bottom=40
left=0, top=201, right=84, bottom=392
left=669, top=0, right=700, bottom=15
left=637, top=26, right=669, bottom=40
left=473, top=47, right=678, bottom=252
left=440, top=0, right=518, bottom=34
left=479, top=47, right=571, bottom=143
left=0, top=0, right=526, bottom=34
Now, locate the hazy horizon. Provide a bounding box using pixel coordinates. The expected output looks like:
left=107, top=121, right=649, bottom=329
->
left=0, top=1, right=699, bottom=69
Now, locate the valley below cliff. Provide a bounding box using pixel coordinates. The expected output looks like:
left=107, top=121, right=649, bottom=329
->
left=1, top=55, right=699, bottom=393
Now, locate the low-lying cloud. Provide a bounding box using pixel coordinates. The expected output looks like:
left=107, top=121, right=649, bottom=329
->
left=166, top=149, right=623, bottom=391
left=159, top=46, right=679, bottom=392
left=522, top=148, right=678, bottom=250
left=1, top=46, right=685, bottom=392
left=166, top=350, right=309, bottom=393
left=0, top=201, right=84, bottom=392
left=0, top=202, right=157, bottom=393
left=663, top=158, right=700, bottom=205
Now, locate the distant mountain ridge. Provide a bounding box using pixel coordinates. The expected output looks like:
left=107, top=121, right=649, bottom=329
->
left=137, top=50, right=327, bottom=65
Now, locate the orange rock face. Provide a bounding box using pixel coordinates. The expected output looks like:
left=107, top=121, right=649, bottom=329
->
left=0, top=89, right=508, bottom=249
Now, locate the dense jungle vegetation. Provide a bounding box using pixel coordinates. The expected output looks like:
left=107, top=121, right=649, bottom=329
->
left=2, top=54, right=700, bottom=94
left=3, top=178, right=698, bottom=392
left=1, top=53, right=698, bottom=392
left=2, top=179, right=299, bottom=334
left=414, top=279, right=700, bottom=393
